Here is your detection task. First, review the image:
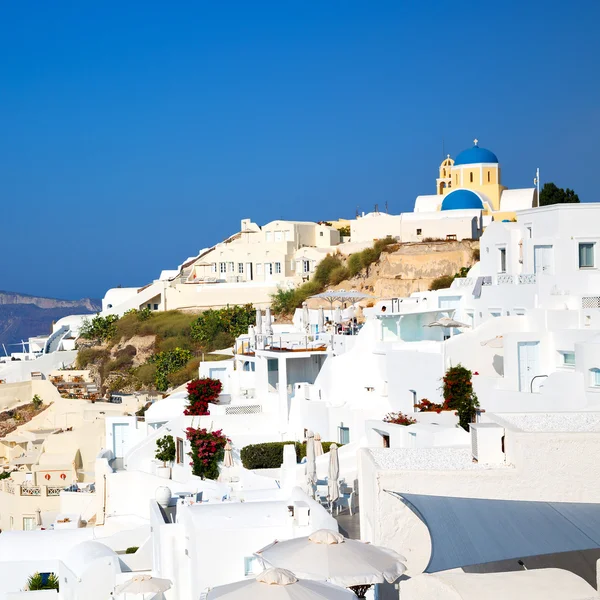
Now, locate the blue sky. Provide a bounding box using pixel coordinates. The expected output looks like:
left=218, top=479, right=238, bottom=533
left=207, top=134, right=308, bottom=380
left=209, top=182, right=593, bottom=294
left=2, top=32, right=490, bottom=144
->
left=1, top=1, right=598, bottom=299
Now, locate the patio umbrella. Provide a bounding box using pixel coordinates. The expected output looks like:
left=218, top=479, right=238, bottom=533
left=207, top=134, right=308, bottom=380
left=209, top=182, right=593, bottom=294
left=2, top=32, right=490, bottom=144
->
left=305, top=431, right=317, bottom=496
left=206, top=568, right=355, bottom=599
left=317, top=308, right=325, bottom=333
left=314, top=433, right=324, bottom=457
left=334, top=307, right=342, bottom=324
left=255, top=309, right=263, bottom=335
left=223, top=442, right=234, bottom=468
left=256, top=529, right=407, bottom=589
left=265, top=307, right=274, bottom=336
left=425, top=317, right=470, bottom=328
left=114, top=574, right=172, bottom=597
left=327, top=444, right=340, bottom=509
left=302, top=302, right=310, bottom=334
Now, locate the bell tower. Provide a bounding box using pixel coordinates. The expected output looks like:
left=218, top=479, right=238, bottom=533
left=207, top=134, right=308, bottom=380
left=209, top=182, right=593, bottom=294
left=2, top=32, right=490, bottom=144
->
left=437, top=155, right=454, bottom=195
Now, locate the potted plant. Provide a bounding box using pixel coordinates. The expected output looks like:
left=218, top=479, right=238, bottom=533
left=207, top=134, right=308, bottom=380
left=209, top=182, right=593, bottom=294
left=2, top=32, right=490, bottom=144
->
left=155, top=434, right=175, bottom=479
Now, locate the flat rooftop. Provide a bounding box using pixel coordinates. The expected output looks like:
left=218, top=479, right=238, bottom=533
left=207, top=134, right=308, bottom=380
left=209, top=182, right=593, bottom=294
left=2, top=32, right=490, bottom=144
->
left=496, top=412, right=600, bottom=433
left=369, top=447, right=511, bottom=471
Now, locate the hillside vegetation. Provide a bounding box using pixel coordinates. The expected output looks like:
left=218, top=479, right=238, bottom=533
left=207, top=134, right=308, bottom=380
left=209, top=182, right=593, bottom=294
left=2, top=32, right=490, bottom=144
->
left=76, top=306, right=254, bottom=395
left=271, top=237, right=479, bottom=315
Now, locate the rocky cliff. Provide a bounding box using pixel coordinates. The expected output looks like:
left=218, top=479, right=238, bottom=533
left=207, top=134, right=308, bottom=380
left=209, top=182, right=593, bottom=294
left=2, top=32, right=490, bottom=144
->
left=0, top=291, right=100, bottom=349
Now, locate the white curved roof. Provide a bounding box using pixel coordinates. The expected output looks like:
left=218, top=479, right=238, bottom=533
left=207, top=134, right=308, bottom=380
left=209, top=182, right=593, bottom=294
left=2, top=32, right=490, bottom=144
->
left=145, top=392, right=188, bottom=423
left=500, top=188, right=535, bottom=212
left=414, top=195, right=442, bottom=213
left=0, top=529, right=93, bottom=561
left=63, top=540, right=120, bottom=578
left=400, top=568, right=595, bottom=600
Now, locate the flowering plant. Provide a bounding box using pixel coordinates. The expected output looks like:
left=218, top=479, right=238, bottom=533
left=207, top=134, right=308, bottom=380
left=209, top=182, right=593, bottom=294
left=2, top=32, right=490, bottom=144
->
left=186, top=427, right=229, bottom=479
left=184, top=378, right=223, bottom=416
left=383, top=412, right=417, bottom=426
left=414, top=398, right=445, bottom=413
left=442, top=364, right=479, bottom=431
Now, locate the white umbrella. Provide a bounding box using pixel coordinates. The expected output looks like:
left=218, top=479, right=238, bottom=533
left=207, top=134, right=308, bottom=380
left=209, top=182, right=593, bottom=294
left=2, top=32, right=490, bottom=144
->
left=305, top=431, right=317, bottom=497
left=114, top=574, right=172, bottom=596
left=223, top=441, right=234, bottom=468
left=265, top=307, right=274, bottom=336
left=257, top=529, right=406, bottom=588
left=317, top=308, right=325, bottom=333
left=314, top=433, right=324, bottom=457
left=206, top=568, right=355, bottom=599
left=334, top=307, right=342, bottom=324
left=302, top=302, right=310, bottom=334
left=425, top=317, right=470, bottom=328
left=327, top=444, right=340, bottom=509
left=255, top=309, right=263, bottom=335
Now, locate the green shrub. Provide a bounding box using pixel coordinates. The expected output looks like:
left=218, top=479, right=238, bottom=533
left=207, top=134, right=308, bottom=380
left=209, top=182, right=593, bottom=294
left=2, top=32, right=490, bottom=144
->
left=167, top=357, right=201, bottom=388
left=360, top=247, right=378, bottom=270
left=240, top=440, right=339, bottom=469
left=76, top=347, right=108, bottom=369
left=26, top=572, right=59, bottom=591
left=190, top=305, right=255, bottom=349
left=79, top=314, right=119, bottom=342
left=312, top=254, right=344, bottom=287
left=0, top=470, right=14, bottom=480
left=149, top=348, right=193, bottom=391
left=133, top=363, right=157, bottom=387
left=270, top=288, right=298, bottom=315
left=329, top=266, right=350, bottom=286
left=125, top=546, right=139, bottom=554
left=472, top=247, right=480, bottom=261
left=338, top=225, right=350, bottom=237
left=429, top=274, right=455, bottom=291
left=347, top=254, right=363, bottom=277
left=32, top=394, right=43, bottom=409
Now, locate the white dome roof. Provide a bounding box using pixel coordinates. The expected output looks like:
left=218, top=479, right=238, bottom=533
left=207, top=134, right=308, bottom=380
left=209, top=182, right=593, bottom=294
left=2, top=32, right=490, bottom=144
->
left=63, top=541, right=120, bottom=577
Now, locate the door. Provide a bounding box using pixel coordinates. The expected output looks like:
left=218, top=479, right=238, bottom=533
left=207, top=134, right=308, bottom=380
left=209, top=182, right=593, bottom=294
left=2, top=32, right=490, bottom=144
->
left=209, top=367, right=227, bottom=393
left=112, top=423, right=129, bottom=458
left=534, top=245, right=554, bottom=275
left=246, top=263, right=253, bottom=281
left=518, top=342, right=540, bottom=392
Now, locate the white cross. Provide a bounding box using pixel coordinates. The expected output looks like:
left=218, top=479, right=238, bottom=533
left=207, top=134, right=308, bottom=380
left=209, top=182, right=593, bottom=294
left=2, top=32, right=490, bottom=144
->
left=473, top=138, right=479, bottom=146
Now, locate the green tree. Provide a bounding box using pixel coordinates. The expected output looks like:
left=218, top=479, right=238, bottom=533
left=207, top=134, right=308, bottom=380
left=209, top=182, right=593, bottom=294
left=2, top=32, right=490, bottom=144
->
left=79, top=314, right=119, bottom=342
left=539, top=182, right=580, bottom=206
left=190, top=304, right=255, bottom=348
left=31, top=394, right=43, bottom=409
left=155, top=435, right=176, bottom=466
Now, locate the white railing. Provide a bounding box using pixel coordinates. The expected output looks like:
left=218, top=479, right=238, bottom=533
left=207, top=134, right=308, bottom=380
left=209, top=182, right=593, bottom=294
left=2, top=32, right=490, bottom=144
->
left=452, top=277, right=474, bottom=288
left=47, top=486, right=64, bottom=496
left=496, top=274, right=514, bottom=285
left=518, top=274, right=536, bottom=285
left=582, top=297, right=600, bottom=309
left=20, top=486, right=41, bottom=496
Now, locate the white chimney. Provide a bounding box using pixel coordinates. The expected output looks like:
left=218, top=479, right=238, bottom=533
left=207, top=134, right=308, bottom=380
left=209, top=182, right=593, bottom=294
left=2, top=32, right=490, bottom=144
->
left=470, top=423, right=505, bottom=464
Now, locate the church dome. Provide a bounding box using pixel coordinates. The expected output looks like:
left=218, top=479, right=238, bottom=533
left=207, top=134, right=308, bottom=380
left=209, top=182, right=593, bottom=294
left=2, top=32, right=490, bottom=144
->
left=441, top=189, right=484, bottom=211
left=454, top=142, right=498, bottom=166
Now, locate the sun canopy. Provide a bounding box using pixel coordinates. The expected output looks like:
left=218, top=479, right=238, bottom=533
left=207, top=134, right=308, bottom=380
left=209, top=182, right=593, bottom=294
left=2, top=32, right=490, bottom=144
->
left=396, top=493, right=600, bottom=573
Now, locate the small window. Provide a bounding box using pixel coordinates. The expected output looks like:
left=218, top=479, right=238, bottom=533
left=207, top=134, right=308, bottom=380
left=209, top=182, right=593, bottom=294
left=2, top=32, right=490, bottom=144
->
left=153, top=304, right=159, bottom=310
left=267, top=359, right=279, bottom=372
left=284, top=230, right=291, bottom=241
left=579, top=243, right=595, bottom=269
left=490, top=310, right=501, bottom=318
left=176, top=438, right=184, bottom=464
left=499, top=247, right=507, bottom=273
left=23, top=516, right=36, bottom=531
left=338, top=424, right=350, bottom=445
left=238, top=263, right=244, bottom=274
left=487, top=171, right=491, bottom=182
left=219, top=262, right=227, bottom=274
left=244, top=556, right=261, bottom=577
left=302, top=260, right=310, bottom=274
left=228, top=262, right=235, bottom=273
left=416, top=228, right=422, bottom=236
left=211, top=263, right=217, bottom=273
left=591, top=368, right=600, bottom=387
left=274, top=262, right=281, bottom=274
left=320, top=231, right=324, bottom=237
left=469, top=172, right=473, bottom=183
left=256, top=263, right=263, bottom=275
left=266, top=231, right=273, bottom=242
left=560, top=351, right=575, bottom=367
left=514, top=308, right=525, bottom=316
left=274, top=231, right=283, bottom=242
left=265, top=263, right=273, bottom=275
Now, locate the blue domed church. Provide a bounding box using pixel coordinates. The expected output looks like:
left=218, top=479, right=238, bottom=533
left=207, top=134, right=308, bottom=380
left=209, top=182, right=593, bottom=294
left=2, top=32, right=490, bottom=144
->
left=414, top=140, right=537, bottom=219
